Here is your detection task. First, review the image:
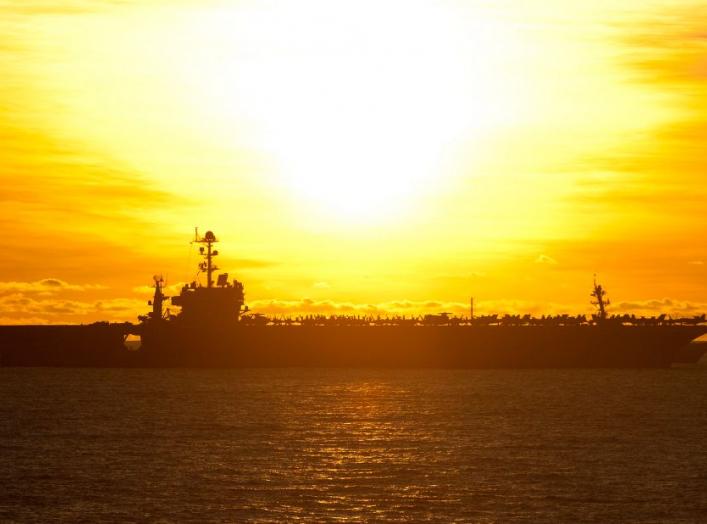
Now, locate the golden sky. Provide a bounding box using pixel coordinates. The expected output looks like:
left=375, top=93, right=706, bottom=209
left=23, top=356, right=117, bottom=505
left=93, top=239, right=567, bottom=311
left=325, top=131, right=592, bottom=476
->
left=1, top=0, right=706, bottom=324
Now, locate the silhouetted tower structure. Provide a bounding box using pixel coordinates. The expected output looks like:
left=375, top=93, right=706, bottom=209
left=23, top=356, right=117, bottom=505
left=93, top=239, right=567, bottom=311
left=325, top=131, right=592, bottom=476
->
left=166, top=229, right=246, bottom=324
left=591, top=276, right=610, bottom=321
left=194, top=229, right=219, bottom=288
left=137, top=275, right=168, bottom=323
left=151, top=275, right=165, bottom=320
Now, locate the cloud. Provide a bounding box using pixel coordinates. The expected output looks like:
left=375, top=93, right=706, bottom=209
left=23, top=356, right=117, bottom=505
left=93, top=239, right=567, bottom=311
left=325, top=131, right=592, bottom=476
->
left=0, top=292, right=144, bottom=324
left=621, top=6, right=707, bottom=86
left=529, top=237, right=707, bottom=277
left=0, top=293, right=90, bottom=317
left=1, top=283, right=704, bottom=324
left=0, top=22, right=193, bottom=282
left=0, top=1, right=170, bottom=17
left=560, top=5, right=707, bottom=246
left=612, top=298, right=707, bottom=317
left=246, top=298, right=589, bottom=317
left=535, top=254, right=558, bottom=265
left=246, top=295, right=706, bottom=318
left=0, top=279, right=105, bottom=295
left=95, top=298, right=145, bottom=313
left=0, top=277, right=140, bottom=324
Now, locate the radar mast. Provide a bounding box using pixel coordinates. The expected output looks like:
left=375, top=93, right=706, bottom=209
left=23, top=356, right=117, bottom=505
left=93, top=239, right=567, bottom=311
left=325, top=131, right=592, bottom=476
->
left=194, top=228, right=219, bottom=288
left=590, top=275, right=610, bottom=321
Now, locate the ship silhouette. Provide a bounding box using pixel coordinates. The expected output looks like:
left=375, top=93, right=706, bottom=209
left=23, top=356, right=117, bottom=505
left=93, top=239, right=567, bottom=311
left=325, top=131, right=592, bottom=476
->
left=1, top=229, right=706, bottom=368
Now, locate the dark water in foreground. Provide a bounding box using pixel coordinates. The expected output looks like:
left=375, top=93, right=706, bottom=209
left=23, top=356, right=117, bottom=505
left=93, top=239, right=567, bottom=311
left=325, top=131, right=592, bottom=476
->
left=1, top=367, right=706, bottom=523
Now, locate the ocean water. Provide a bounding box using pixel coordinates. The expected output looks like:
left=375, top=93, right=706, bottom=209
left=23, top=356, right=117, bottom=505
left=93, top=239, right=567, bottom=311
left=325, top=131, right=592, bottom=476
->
left=1, top=367, right=706, bottom=523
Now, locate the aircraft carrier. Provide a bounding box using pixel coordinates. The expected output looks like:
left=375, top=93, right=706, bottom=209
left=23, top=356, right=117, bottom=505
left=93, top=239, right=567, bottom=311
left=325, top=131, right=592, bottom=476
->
left=1, top=230, right=705, bottom=368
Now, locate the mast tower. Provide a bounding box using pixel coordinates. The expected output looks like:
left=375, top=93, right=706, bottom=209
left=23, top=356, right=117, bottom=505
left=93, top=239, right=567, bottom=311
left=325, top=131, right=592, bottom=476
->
left=194, top=229, right=219, bottom=288
left=590, top=275, right=610, bottom=321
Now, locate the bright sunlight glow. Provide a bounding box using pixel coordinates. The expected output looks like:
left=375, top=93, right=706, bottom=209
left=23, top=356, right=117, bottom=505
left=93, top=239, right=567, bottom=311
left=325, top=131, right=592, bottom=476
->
left=176, top=1, right=524, bottom=222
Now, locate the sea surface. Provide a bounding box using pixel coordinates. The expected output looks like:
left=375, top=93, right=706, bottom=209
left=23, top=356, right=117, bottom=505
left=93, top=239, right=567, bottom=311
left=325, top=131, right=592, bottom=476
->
left=1, top=366, right=706, bottom=523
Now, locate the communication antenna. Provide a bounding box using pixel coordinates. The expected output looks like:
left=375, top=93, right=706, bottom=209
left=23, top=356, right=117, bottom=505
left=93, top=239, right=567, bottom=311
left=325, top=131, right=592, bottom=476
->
left=590, top=274, right=610, bottom=321
left=148, top=274, right=167, bottom=320
left=193, top=229, right=219, bottom=288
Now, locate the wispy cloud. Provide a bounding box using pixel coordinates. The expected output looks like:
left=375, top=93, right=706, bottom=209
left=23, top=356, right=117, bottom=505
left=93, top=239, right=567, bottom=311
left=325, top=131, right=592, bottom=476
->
left=613, top=298, right=707, bottom=317
left=248, top=296, right=707, bottom=318
left=0, top=13, right=192, bottom=282
left=0, top=292, right=143, bottom=324
left=0, top=1, right=177, bottom=17
left=535, top=254, right=558, bottom=265
left=0, top=278, right=105, bottom=294
left=1, top=276, right=704, bottom=324
left=249, top=298, right=574, bottom=317
left=570, top=5, right=707, bottom=230
left=0, top=277, right=136, bottom=323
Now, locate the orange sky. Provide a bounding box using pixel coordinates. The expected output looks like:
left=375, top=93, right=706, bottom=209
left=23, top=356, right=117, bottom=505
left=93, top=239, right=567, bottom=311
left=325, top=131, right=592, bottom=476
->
left=1, top=0, right=706, bottom=324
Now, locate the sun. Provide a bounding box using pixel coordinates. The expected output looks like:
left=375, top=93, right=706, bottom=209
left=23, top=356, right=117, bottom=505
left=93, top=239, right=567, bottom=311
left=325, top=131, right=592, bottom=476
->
left=176, top=1, right=521, bottom=223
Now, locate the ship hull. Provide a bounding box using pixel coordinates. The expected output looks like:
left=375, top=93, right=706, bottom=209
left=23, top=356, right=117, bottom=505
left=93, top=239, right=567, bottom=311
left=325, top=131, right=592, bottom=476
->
left=138, top=324, right=707, bottom=369
left=0, top=324, right=130, bottom=367
left=1, top=323, right=704, bottom=369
